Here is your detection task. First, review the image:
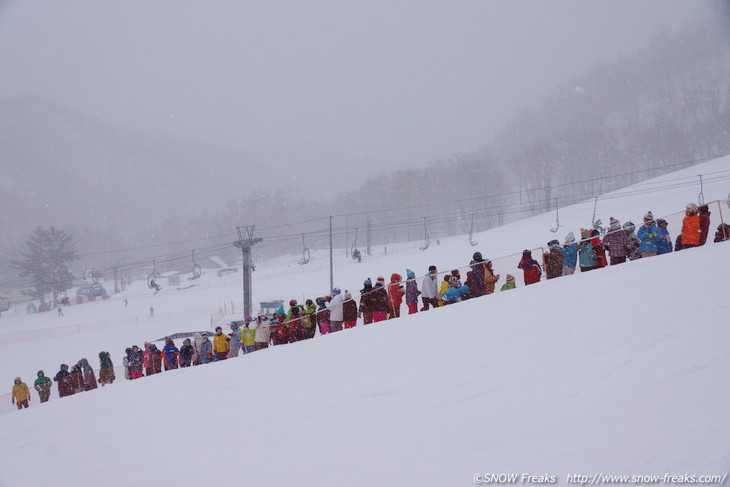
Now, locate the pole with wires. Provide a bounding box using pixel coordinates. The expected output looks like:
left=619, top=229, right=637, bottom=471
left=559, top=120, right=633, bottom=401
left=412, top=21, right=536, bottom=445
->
left=329, top=215, right=334, bottom=293
left=234, top=226, right=261, bottom=319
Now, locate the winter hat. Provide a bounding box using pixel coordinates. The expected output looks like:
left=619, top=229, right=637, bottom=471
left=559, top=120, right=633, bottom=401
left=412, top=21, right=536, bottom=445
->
left=305, top=299, right=313, bottom=306
left=623, top=221, right=635, bottom=231
left=376, top=276, right=385, bottom=283
left=522, top=249, right=532, bottom=256
left=548, top=239, right=559, bottom=248
left=183, top=338, right=191, bottom=345
left=656, top=219, right=668, bottom=227
left=443, top=275, right=452, bottom=282
left=289, top=299, right=297, bottom=306
left=580, top=228, right=591, bottom=240
left=505, top=274, right=515, bottom=283
left=451, top=269, right=460, bottom=277
left=406, top=269, right=415, bottom=279
left=345, top=290, right=352, bottom=299
left=686, top=202, right=698, bottom=211
left=564, top=231, right=576, bottom=244
left=363, top=278, right=372, bottom=287
left=472, top=252, right=483, bottom=262
left=332, top=287, right=341, bottom=295
left=230, top=322, right=238, bottom=329
left=244, top=315, right=253, bottom=322
left=644, top=211, right=654, bottom=222
left=37, top=370, right=44, bottom=376
left=609, top=217, right=620, bottom=228
left=428, top=265, right=437, bottom=272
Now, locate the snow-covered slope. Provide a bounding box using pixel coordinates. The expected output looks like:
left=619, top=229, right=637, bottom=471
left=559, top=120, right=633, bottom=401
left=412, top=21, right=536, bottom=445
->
left=0, top=158, right=728, bottom=486
left=0, top=241, right=728, bottom=487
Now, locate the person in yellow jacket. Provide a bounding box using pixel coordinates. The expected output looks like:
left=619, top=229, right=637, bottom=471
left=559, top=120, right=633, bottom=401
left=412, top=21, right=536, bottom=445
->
left=213, top=326, right=230, bottom=361
left=11, top=377, right=31, bottom=410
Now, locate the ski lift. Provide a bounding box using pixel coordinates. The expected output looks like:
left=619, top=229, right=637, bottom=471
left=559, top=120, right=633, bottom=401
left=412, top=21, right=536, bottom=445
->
left=0, top=296, right=9, bottom=313
left=351, top=228, right=361, bottom=261
left=698, top=175, right=705, bottom=205
left=468, top=213, right=478, bottom=246
left=147, top=260, right=162, bottom=292
left=419, top=217, right=430, bottom=251
left=550, top=198, right=562, bottom=233
left=591, top=196, right=606, bottom=234
left=297, top=234, right=310, bottom=265
left=188, top=250, right=202, bottom=280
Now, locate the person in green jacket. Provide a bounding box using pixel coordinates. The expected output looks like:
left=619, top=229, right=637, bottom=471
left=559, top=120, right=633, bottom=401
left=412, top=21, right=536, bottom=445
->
left=34, top=370, right=52, bottom=403
left=500, top=274, right=516, bottom=291
left=242, top=317, right=256, bottom=354
left=98, top=351, right=116, bottom=386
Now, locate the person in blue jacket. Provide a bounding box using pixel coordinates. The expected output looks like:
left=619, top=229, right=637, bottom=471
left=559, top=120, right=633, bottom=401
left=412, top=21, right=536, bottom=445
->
left=199, top=335, right=213, bottom=364
left=163, top=339, right=180, bottom=370
left=655, top=219, right=673, bottom=255
left=560, top=232, right=578, bottom=276
left=441, top=285, right=470, bottom=305
left=637, top=211, right=661, bottom=257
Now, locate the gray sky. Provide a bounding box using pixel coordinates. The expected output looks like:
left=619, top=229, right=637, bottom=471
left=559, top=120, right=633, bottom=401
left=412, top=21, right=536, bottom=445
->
left=0, top=0, right=706, bottom=174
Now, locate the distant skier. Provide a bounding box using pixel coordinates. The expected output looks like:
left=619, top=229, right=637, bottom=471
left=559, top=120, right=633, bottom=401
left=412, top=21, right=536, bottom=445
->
left=149, top=306, right=155, bottom=318
left=57, top=306, right=63, bottom=317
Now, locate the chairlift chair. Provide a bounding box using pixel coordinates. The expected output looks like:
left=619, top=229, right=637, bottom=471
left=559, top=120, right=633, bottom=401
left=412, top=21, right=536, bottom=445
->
left=297, top=234, right=310, bottom=265
left=550, top=198, right=562, bottom=233
left=351, top=228, right=361, bottom=261
left=468, top=214, right=479, bottom=246
left=189, top=250, right=202, bottom=280
left=147, top=260, right=162, bottom=292
left=418, top=217, right=430, bottom=251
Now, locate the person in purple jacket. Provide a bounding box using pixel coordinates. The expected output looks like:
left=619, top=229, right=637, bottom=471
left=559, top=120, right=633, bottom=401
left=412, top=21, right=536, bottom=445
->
left=602, top=217, right=631, bottom=265
left=405, top=269, right=421, bottom=315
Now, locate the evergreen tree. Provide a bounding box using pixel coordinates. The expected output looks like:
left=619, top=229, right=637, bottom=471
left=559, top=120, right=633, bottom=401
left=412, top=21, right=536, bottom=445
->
left=14, top=226, right=78, bottom=310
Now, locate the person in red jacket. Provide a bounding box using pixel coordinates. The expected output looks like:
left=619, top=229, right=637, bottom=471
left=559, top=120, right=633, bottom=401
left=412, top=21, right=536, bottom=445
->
left=591, top=229, right=608, bottom=268
left=518, top=250, right=542, bottom=285
left=387, top=273, right=405, bottom=319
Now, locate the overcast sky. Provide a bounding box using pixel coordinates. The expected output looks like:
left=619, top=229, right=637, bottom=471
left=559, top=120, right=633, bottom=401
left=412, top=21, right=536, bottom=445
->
left=0, top=0, right=709, bottom=173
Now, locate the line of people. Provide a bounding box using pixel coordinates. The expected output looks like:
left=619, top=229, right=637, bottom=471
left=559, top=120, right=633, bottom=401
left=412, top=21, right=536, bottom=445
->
left=10, top=203, right=729, bottom=410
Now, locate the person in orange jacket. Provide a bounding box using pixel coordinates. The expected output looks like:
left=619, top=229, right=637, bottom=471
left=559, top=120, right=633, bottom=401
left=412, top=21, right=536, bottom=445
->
left=213, top=326, right=231, bottom=361
left=387, top=273, right=405, bottom=319
left=681, top=203, right=702, bottom=248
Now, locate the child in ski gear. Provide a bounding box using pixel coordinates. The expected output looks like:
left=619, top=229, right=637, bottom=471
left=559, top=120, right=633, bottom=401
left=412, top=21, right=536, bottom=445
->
left=623, top=222, right=642, bottom=261
left=680, top=203, right=701, bottom=248
left=518, top=250, right=542, bottom=285
left=128, top=346, right=144, bottom=379
left=500, top=274, right=516, bottom=291
left=698, top=205, right=711, bottom=246
left=405, top=269, right=420, bottom=314
left=387, top=274, right=405, bottom=318
left=326, top=288, right=345, bottom=332
left=200, top=335, right=213, bottom=363
left=287, top=306, right=304, bottom=343
left=69, top=364, right=84, bottom=392
left=242, top=319, right=256, bottom=353
left=544, top=241, right=563, bottom=279
left=656, top=219, right=673, bottom=255
left=449, top=270, right=462, bottom=289
left=143, top=342, right=155, bottom=376
left=77, top=358, right=98, bottom=391
left=343, top=290, right=358, bottom=329
left=359, top=279, right=374, bottom=324
left=54, top=364, right=75, bottom=397
left=213, top=327, right=230, bottom=360
left=228, top=322, right=242, bottom=357
left=420, top=266, right=440, bottom=311
left=484, top=259, right=500, bottom=293
left=441, top=285, right=470, bottom=304
left=371, top=277, right=389, bottom=322
left=12, top=378, right=30, bottom=410
left=163, top=339, right=180, bottom=369
left=579, top=228, right=597, bottom=272
left=315, top=297, right=331, bottom=334
left=254, top=315, right=271, bottom=350
left=98, top=351, right=115, bottom=385
left=34, top=371, right=52, bottom=403
left=271, top=309, right=289, bottom=345
left=561, top=232, right=578, bottom=275
left=180, top=339, right=194, bottom=367
left=637, top=212, right=661, bottom=257
left=714, top=223, right=730, bottom=243
left=591, top=229, right=607, bottom=268
left=122, top=350, right=131, bottom=380
left=602, top=217, right=631, bottom=265
left=469, top=252, right=487, bottom=297
left=302, top=300, right=318, bottom=339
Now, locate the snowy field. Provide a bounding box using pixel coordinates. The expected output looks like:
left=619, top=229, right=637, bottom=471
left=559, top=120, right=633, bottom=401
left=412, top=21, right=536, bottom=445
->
left=0, top=158, right=728, bottom=486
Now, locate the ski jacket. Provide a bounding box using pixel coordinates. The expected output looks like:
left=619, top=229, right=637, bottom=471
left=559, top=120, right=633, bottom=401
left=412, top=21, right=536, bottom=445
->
left=500, top=282, right=516, bottom=291
left=34, top=372, right=52, bottom=397
left=544, top=248, right=563, bottom=279
left=12, top=380, right=30, bottom=403
left=626, top=233, right=642, bottom=260
left=370, top=285, right=389, bottom=312
left=602, top=228, right=630, bottom=258
left=128, top=350, right=144, bottom=372
left=578, top=242, right=596, bottom=268
left=99, top=351, right=114, bottom=369
left=242, top=328, right=256, bottom=347
left=591, top=237, right=607, bottom=268
left=213, top=334, right=230, bottom=354
left=637, top=223, right=661, bottom=252
left=54, top=368, right=75, bottom=397
left=405, top=278, right=420, bottom=304
left=315, top=306, right=330, bottom=324
left=180, top=344, right=194, bottom=361
left=163, top=343, right=180, bottom=365
left=699, top=211, right=711, bottom=245
left=469, top=261, right=487, bottom=297
left=326, top=293, right=345, bottom=321
left=228, top=329, right=242, bottom=350
left=560, top=243, right=578, bottom=269
left=302, top=304, right=317, bottom=328
left=387, top=274, right=405, bottom=308
left=518, top=257, right=541, bottom=284
left=421, top=274, right=439, bottom=299
left=681, top=214, right=701, bottom=246
left=656, top=227, right=673, bottom=255
left=484, top=265, right=499, bottom=294
left=441, top=286, right=470, bottom=304
left=200, top=339, right=213, bottom=363
left=343, top=296, right=358, bottom=322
